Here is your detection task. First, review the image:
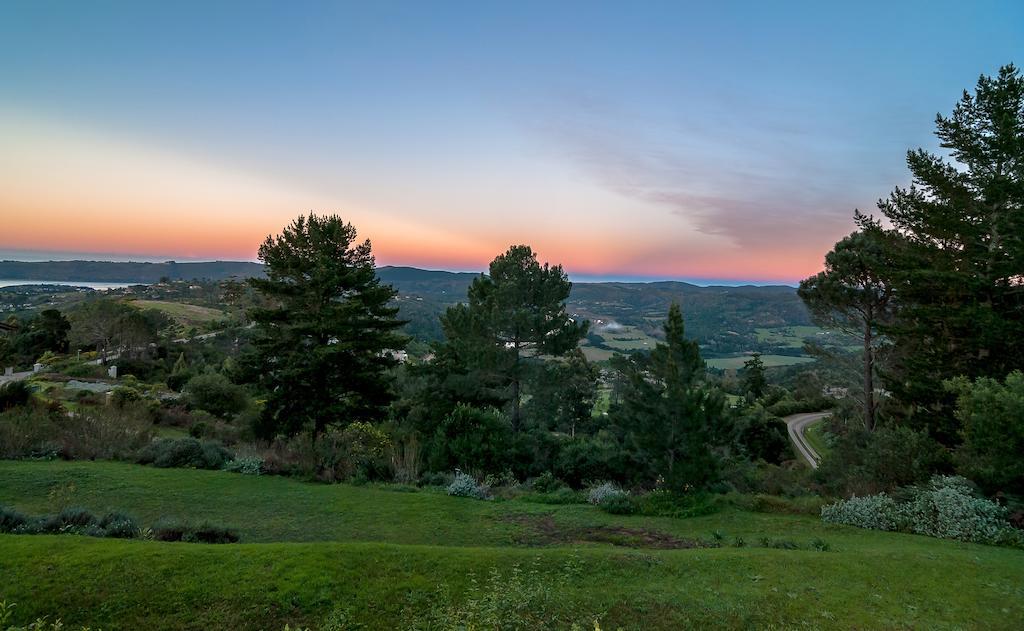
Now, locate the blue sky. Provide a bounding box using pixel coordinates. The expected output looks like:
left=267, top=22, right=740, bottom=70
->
left=1, top=1, right=1021, bottom=282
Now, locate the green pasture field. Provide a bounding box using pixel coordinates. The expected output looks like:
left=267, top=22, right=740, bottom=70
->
left=706, top=355, right=816, bottom=370
left=1, top=461, right=1022, bottom=629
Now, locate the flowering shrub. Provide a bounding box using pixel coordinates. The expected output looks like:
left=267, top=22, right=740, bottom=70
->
left=587, top=482, right=627, bottom=505
left=447, top=471, right=490, bottom=500
left=821, top=475, right=1021, bottom=546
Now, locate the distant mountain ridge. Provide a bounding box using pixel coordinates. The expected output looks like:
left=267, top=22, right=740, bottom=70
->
left=0, top=260, right=265, bottom=283
left=0, top=260, right=811, bottom=347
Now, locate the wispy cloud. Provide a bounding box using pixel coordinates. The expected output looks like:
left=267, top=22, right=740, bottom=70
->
left=535, top=98, right=858, bottom=250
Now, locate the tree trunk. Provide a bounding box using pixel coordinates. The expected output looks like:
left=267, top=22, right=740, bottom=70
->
left=511, top=336, right=521, bottom=432
left=863, top=319, right=875, bottom=431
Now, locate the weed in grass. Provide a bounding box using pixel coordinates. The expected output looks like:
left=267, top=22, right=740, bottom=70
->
left=811, top=538, right=832, bottom=552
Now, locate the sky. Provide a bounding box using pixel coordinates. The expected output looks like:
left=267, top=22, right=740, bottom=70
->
left=1, top=1, right=1021, bottom=284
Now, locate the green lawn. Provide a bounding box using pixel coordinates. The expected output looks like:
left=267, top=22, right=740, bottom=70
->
left=1, top=461, right=1023, bottom=629
left=706, top=354, right=816, bottom=370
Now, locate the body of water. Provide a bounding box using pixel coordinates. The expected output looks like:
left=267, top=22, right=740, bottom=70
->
left=0, top=279, right=141, bottom=290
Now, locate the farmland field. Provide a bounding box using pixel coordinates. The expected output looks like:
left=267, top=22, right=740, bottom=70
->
left=1, top=461, right=1022, bottom=630
left=130, top=300, right=226, bottom=327
left=706, top=354, right=816, bottom=370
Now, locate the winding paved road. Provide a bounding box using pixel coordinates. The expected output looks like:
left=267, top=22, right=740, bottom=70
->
left=784, top=412, right=830, bottom=469
left=0, top=369, right=33, bottom=386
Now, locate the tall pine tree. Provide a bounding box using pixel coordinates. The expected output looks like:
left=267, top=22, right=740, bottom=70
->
left=876, top=64, right=1024, bottom=442
left=612, top=304, right=724, bottom=492
left=245, top=214, right=406, bottom=439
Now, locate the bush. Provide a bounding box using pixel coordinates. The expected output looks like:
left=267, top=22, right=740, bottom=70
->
left=182, top=372, right=251, bottom=420
left=529, top=471, right=566, bottom=493
left=0, top=506, right=28, bottom=532
left=446, top=471, right=490, bottom=500
left=314, top=422, right=392, bottom=483
left=427, top=405, right=512, bottom=476
left=553, top=431, right=628, bottom=489
left=821, top=493, right=900, bottom=531
left=587, top=482, right=626, bottom=505
left=0, top=381, right=32, bottom=411
left=1, top=402, right=155, bottom=461
left=520, top=487, right=584, bottom=505
left=948, top=371, right=1024, bottom=496
left=897, top=475, right=1011, bottom=544
left=99, top=511, right=140, bottom=538
left=57, top=506, right=97, bottom=528
left=419, top=471, right=453, bottom=488
left=182, top=522, right=240, bottom=544
left=136, top=437, right=233, bottom=469
left=821, top=475, right=1021, bottom=546
left=152, top=517, right=188, bottom=542
left=598, top=493, right=639, bottom=515
left=151, top=518, right=239, bottom=543
left=638, top=489, right=718, bottom=518
left=222, top=456, right=264, bottom=475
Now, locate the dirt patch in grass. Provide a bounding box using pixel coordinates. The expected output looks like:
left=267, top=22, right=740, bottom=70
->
left=505, top=513, right=709, bottom=549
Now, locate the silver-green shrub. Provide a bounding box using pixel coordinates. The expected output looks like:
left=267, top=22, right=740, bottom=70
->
left=821, top=493, right=899, bottom=531
left=821, top=475, right=1019, bottom=546
left=587, top=482, right=627, bottom=505
left=446, top=471, right=490, bottom=500
left=222, top=456, right=264, bottom=475
left=896, top=475, right=1009, bottom=544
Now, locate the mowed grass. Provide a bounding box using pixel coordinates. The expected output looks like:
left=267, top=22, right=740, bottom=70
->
left=706, top=354, right=816, bottom=370
left=1, top=461, right=1023, bottom=629
left=130, top=300, right=226, bottom=326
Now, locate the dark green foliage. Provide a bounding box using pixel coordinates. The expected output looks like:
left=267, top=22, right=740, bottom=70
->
left=182, top=372, right=250, bottom=419
left=553, top=431, right=628, bottom=489
left=151, top=517, right=189, bottom=542
left=799, top=225, right=895, bottom=431
left=182, top=522, right=240, bottom=544
left=426, top=404, right=511, bottom=474
left=0, top=309, right=71, bottom=368
left=0, top=505, right=28, bottom=532
left=523, top=349, right=599, bottom=436
left=637, top=490, right=719, bottom=519
left=426, top=245, right=588, bottom=433
left=58, top=507, right=98, bottom=528
left=741, top=353, right=767, bottom=399
left=735, top=407, right=790, bottom=464
left=870, top=65, right=1023, bottom=441
left=597, top=493, right=639, bottom=515
left=947, top=371, right=1024, bottom=495
left=611, top=304, right=726, bottom=492
left=136, top=437, right=233, bottom=470
left=817, top=423, right=949, bottom=496
left=520, top=487, right=584, bottom=505
left=529, top=471, right=566, bottom=494
left=243, top=214, right=406, bottom=439
left=99, top=512, right=140, bottom=538
left=0, top=380, right=32, bottom=412
left=167, top=353, right=192, bottom=392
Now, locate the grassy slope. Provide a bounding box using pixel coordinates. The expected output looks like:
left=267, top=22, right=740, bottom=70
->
left=803, top=418, right=831, bottom=458
left=2, top=461, right=1023, bottom=629
left=130, top=300, right=225, bottom=325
